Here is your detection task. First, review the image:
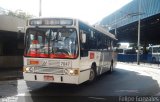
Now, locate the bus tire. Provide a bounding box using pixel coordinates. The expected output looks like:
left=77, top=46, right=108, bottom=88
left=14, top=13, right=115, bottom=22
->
left=109, top=60, right=113, bottom=73
left=89, top=67, right=96, bottom=82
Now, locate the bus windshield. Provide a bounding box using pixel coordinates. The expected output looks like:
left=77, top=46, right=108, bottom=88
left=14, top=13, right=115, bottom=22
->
left=25, top=28, right=78, bottom=59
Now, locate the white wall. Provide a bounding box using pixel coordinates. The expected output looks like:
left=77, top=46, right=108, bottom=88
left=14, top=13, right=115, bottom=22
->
left=0, top=15, right=25, bottom=33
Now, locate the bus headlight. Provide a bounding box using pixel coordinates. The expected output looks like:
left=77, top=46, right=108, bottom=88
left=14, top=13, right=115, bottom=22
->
left=67, top=68, right=79, bottom=76
left=23, top=67, right=34, bottom=73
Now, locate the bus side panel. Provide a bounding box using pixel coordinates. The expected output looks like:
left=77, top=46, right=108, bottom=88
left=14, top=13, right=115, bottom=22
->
left=78, top=51, right=112, bottom=83
left=79, top=57, right=91, bottom=83
left=102, top=51, right=112, bottom=73
left=78, top=51, right=106, bottom=82
left=78, top=69, right=90, bottom=84
left=95, top=51, right=112, bottom=75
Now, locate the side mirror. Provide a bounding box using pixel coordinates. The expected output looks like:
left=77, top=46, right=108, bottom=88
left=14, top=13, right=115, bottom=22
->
left=82, top=33, right=86, bottom=43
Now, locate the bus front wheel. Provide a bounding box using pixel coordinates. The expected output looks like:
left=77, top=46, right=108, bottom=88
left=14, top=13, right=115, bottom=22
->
left=89, top=68, right=96, bottom=82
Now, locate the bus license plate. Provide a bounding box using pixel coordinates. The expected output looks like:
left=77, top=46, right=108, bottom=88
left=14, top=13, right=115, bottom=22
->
left=44, top=75, right=54, bottom=81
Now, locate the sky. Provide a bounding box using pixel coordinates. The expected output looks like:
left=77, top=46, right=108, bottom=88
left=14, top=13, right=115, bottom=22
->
left=0, top=0, right=132, bottom=24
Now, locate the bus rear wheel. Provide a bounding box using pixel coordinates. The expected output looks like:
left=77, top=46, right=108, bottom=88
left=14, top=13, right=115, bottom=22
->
left=109, top=61, right=113, bottom=73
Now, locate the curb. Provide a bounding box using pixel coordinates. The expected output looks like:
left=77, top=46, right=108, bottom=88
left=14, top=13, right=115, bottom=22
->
left=0, top=76, right=23, bottom=81
left=118, top=62, right=160, bottom=69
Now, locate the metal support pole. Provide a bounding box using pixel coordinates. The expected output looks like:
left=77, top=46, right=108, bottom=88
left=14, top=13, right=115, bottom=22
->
left=137, top=0, right=141, bottom=65
left=39, top=0, right=42, bottom=17
left=115, top=27, right=117, bottom=37
left=115, top=14, right=117, bottom=36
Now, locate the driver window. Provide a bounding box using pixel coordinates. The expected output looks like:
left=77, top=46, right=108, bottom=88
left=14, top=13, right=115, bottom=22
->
left=51, top=31, right=57, bottom=41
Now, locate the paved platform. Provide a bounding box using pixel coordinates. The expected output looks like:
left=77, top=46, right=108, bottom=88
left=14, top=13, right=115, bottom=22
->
left=0, top=68, right=23, bottom=81
left=119, top=62, right=160, bottom=69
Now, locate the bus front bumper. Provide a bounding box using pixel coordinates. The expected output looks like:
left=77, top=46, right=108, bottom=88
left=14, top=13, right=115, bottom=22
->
left=23, top=73, right=79, bottom=84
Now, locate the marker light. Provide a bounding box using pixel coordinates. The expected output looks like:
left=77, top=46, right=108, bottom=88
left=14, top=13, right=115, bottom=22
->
left=30, top=60, right=39, bottom=65
left=27, top=59, right=39, bottom=65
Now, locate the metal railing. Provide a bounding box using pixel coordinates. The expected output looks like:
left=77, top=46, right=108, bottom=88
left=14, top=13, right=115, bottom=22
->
left=117, top=54, right=160, bottom=67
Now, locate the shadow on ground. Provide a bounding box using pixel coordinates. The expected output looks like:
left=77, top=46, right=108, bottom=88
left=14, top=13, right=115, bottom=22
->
left=20, top=67, right=160, bottom=102
left=0, top=68, right=23, bottom=97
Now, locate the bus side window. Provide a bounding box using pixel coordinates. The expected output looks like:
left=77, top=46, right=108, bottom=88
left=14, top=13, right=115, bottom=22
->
left=80, top=30, right=88, bottom=57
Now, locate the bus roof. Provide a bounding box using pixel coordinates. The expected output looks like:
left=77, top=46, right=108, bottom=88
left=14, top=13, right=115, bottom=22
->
left=28, top=17, right=117, bottom=40
left=77, top=18, right=117, bottom=40
left=93, top=25, right=117, bottom=40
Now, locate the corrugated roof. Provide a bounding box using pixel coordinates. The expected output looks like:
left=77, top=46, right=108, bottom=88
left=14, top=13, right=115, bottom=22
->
left=100, top=0, right=160, bottom=29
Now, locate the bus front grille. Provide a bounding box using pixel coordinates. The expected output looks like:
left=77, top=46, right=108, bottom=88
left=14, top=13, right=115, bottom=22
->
left=34, top=67, right=65, bottom=75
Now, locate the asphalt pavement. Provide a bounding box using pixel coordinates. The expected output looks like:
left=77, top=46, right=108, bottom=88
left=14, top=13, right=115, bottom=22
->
left=0, top=62, right=160, bottom=102
left=0, top=68, right=23, bottom=81
left=0, top=62, right=159, bottom=81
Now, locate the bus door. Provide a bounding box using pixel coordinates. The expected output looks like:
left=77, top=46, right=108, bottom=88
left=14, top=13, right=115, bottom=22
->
left=99, top=51, right=107, bottom=74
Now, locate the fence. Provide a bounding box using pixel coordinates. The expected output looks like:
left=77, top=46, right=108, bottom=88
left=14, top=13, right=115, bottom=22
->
left=117, top=54, right=148, bottom=63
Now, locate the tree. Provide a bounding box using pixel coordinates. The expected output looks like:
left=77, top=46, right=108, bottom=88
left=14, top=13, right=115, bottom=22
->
left=7, top=9, right=35, bottom=19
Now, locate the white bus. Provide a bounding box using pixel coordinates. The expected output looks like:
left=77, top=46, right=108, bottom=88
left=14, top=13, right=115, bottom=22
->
left=23, top=17, right=117, bottom=84
left=148, top=45, right=160, bottom=63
